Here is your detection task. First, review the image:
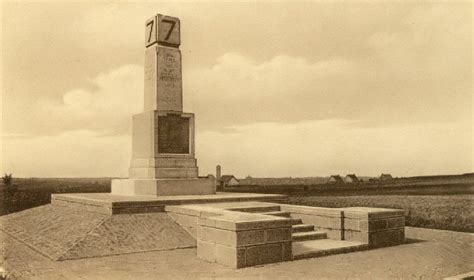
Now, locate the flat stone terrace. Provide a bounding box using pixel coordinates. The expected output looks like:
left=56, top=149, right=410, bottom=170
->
left=52, top=192, right=285, bottom=215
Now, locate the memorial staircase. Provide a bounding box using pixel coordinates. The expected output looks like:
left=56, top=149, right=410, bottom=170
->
left=252, top=207, right=368, bottom=260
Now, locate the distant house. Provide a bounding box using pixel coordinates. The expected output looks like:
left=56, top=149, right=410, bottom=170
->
left=380, top=174, right=393, bottom=181
left=344, top=174, right=360, bottom=183
left=218, top=175, right=239, bottom=188
left=327, top=175, right=344, bottom=184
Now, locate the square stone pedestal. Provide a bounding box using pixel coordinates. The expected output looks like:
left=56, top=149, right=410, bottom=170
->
left=112, top=177, right=215, bottom=196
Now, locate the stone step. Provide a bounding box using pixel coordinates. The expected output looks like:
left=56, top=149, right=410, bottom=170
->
left=229, top=205, right=281, bottom=213
left=292, top=224, right=315, bottom=233
left=292, top=239, right=368, bottom=260
left=292, top=231, right=327, bottom=242
left=291, top=218, right=303, bottom=225
left=259, top=211, right=292, bottom=218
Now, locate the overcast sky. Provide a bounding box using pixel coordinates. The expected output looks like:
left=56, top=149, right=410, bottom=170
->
left=1, top=1, right=472, bottom=178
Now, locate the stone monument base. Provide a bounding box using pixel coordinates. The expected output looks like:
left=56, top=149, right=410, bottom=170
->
left=111, top=177, right=215, bottom=196
left=1, top=193, right=405, bottom=266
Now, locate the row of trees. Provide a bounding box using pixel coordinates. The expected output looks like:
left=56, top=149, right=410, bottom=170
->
left=2, top=173, right=13, bottom=187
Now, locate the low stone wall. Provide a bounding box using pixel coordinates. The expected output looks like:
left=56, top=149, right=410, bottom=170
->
left=167, top=202, right=405, bottom=268
left=280, top=204, right=405, bottom=248
left=197, top=213, right=293, bottom=268
left=343, top=207, right=405, bottom=248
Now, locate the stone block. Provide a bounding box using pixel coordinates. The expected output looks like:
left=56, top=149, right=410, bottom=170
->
left=323, top=228, right=344, bottom=240
left=387, top=217, right=405, bottom=229
left=197, top=239, right=215, bottom=263
left=237, top=230, right=265, bottom=246
left=129, top=167, right=198, bottom=179
left=156, top=167, right=199, bottom=178
left=198, top=217, right=216, bottom=228
left=228, top=205, right=281, bottom=213
left=131, top=111, right=155, bottom=160
left=369, top=228, right=405, bottom=248
left=282, top=241, right=293, bottom=261
left=199, top=227, right=268, bottom=247
left=168, top=205, right=205, bottom=216
left=199, top=226, right=233, bottom=245
left=112, top=205, right=165, bottom=214
left=342, top=218, right=360, bottom=231
left=280, top=204, right=343, bottom=217
left=359, top=219, right=388, bottom=232
left=343, top=207, right=404, bottom=219
left=111, top=177, right=215, bottom=196
left=215, top=244, right=246, bottom=268
left=306, top=215, right=341, bottom=230
left=245, top=243, right=283, bottom=267
left=264, top=227, right=292, bottom=243
left=130, top=111, right=196, bottom=172
left=131, top=157, right=197, bottom=168
left=207, top=214, right=292, bottom=231
left=145, top=14, right=181, bottom=47
left=344, top=230, right=369, bottom=243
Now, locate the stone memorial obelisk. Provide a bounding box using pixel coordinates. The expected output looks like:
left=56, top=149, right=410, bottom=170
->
left=112, top=14, right=215, bottom=196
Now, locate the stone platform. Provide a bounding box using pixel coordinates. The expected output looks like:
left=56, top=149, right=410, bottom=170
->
left=2, top=192, right=406, bottom=268
left=51, top=192, right=285, bottom=215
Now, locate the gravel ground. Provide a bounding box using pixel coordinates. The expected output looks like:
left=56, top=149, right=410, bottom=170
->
left=1, top=227, right=473, bottom=280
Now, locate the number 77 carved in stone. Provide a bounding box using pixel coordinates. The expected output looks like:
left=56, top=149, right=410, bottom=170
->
left=145, top=15, right=180, bottom=47
left=161, top=19, right=176, bottom=41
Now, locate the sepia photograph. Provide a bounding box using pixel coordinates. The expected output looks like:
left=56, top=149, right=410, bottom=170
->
left=0, top=1, right=472, bottom=279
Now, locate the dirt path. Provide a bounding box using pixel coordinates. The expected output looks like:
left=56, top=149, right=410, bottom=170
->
left=1, top=227, right=473, bottom=279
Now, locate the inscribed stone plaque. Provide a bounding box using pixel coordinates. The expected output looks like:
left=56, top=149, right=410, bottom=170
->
left=156, top=47, right=182, bottom=111
left=144, top=46, right=183, bottom=112
left=158, top=115, right=189, bottom=154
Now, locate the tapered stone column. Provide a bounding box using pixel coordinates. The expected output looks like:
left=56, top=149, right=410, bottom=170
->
left=112, top=14, right=215, bottom=196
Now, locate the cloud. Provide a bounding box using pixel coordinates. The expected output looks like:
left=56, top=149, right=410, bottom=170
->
left=184, top=53, right=357, bottom=130
left=183, top=3, right=471, bottom=132
left=3, top=119, right=471, bottom=178
left=196, top=120, right=472, bottom=178
left=18, top=65, right=143, bottom=136
left=2, top=130, right=131, bottom=178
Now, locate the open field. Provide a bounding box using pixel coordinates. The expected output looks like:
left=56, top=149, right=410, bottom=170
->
left=0, top=178, right=110, bottom=215
left=226, top=183, right=474, bottom=196
left=227, top=182, right=474, bottom=233
left=1, top=178, right=473, bottom=232
left=283, top=194, right=474, bottom=233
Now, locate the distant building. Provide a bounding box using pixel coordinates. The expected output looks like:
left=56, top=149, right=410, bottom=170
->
left=218, top=175, right=239, bottom=188
left=344, top=174, right=360, bottom=183
left=327, top=175, right=344, bottom=184
left=380, top=174, right=393, bottom=181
